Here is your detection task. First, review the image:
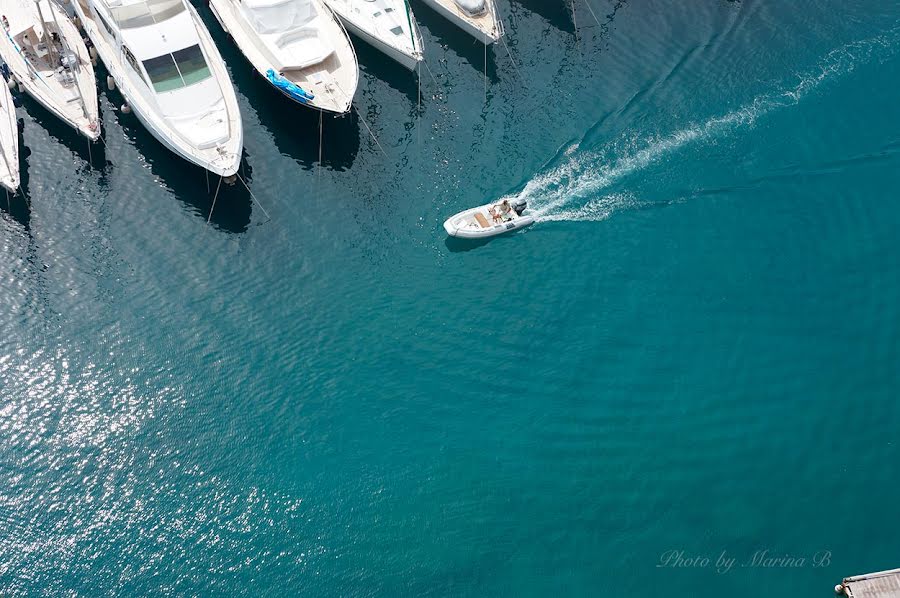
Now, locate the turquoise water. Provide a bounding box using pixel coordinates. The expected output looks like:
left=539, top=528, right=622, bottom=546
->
left=2, top=0, right=900, bottom=595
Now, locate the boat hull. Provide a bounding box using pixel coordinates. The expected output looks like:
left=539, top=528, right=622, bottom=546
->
left=72, top=0, right=241, bottom=176
left=443, top=204, right=534, bottom=238
left=419, top=0, right=501, bottom=44
left=0, top=79, right=20, bottom=193
left=209, top=0, right=358, bottom=114
left=0, top=1, right=100, bottom=140
left=335, top=13, right=422, bottom=71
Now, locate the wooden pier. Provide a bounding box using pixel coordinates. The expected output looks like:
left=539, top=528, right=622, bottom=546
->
left=836, top=568, right=900, bottom=597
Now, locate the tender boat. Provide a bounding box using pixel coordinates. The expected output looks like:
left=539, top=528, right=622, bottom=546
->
left=209, top=0, right=358, bottom=114
left=419, top=0, right=503, bottom=44
left=443, top=198, right=533, bottom=239
left=323, top=0, right=423, bottom=71
left=0, top=75, right=20, bottom=192
left=72, top=0, right=243, bottom=177
left=0, top=0, right=100, bottom=140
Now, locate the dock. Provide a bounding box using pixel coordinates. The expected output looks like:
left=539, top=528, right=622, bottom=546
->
left=836, top=568, right=900, bottom=597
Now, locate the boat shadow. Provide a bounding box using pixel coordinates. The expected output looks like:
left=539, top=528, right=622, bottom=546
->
left=98, top=89, right=254, bottom=234
left=354, top=41, right=420, bottom=106
left=120, top=116, right=255, bottom=232
left=507, top=0, right=576, bottom=35
left=444, top=229, right=531, bottom=252
left=12, top=89, right=109, bottom=171
left=412, top=3, right=500, bottom=83
left=251, top=80, right=362, bottom=173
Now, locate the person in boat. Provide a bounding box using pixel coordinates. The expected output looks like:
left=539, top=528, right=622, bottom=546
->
left=491, top=199, right=513, bottom=222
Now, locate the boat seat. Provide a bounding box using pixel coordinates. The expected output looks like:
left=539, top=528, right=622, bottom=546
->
left=272, top=28, right=332, bottom=71
left=474, top=212, right=490, bottom=228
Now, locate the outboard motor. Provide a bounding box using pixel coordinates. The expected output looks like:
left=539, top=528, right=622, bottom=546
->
left=511, top=199, right=527, bottom=216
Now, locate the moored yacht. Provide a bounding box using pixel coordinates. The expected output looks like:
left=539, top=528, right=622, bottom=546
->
left=323, top=0, right=424, bottom=71
left=209, top=0, right=358, bottom=114
left=0, top=77, right=20, bottom=192
left=0, top=0, right=99, bottom=140
left=419, top=0, right=502, bottom=44
left=72, top=0, right=243, bottom=177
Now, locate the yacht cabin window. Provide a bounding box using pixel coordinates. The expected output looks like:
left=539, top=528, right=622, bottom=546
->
left=142, top=44, right=211, bottom=93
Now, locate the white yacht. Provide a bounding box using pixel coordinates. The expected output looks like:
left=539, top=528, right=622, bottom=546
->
left=323, top=0, right=423, bottom=71
left=209, top=0, right=358, bottom=114
left=0, top=0, right=99, bottom=140
left=0, top=78, right=20, bottom=193
left=72, top=0, right=242, bottom=177
left=420, top=0, right=502, bottom=44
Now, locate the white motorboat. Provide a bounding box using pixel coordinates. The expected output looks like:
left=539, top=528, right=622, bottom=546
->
left=323, top=0, right=423, bottom=71
left=0, top=0, right=99, bottom=140
left=209, top=0, right=358, bottom=114
left=443, top=198, right=534, bottom=239
left=72, top=0, right=243, bottom=176
left=0, top=76, right=20, bottom=192
left=419, top=0, right=502, bottom=44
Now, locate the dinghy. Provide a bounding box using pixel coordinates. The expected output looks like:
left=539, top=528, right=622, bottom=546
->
left=323, top=0, right=423, bottom=71
left=210, top=0, right=358, bottom=114
left=0, top=0, right=99, bottom=140
left=0, top=75, right=20, bottom=193
left=72, top=0, right=243, bottom=177
left=419, top=0, right=502, bottom=44
left=443, top=198, right=533, bottom=239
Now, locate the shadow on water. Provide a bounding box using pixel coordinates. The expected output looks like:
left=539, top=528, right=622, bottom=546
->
left=1, top=119, right=31, bottom=229
left=354, top=41, right=419, bottom=105
left=251, top=80, right=361, bottom=172
left=13, top=89, right=108, bottom=171
left=444, top=234, right=495, bottom=252
left=194, top=1, right=361, bottom=171
left=412, top=3, right=500, bottom=82
left=85, top=42, right=253, bottom=232
left=122, top=116, right=254, bottom=232
left=98, top=86, right=253, bottom=233
left=508, top=0, right=576, bottom=34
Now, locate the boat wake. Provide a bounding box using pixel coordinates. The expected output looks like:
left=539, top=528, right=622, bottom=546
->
left=517, top=27, right=900, bottom=224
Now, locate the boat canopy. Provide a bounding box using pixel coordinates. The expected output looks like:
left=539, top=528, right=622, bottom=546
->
left=454, top=0, right=486, bottom=16
left=243, top=0, right=315, bottom=34
left=110, top=0, right=186, bottom=29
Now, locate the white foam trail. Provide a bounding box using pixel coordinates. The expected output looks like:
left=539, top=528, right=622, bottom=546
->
left=536, top=193, right=638, bottom=223
left=521, top=27, right=900, bottom=222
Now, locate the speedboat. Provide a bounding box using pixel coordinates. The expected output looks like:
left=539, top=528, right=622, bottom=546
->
left=419, top=0, right=503, bottom=44
left=72, top=0, right=243, bottom=177
left=323, top=0, right=423, bottom=71
left=209, top=0, right=358, bottom=114
left=443, top=198, right=533, bottom=238
left=0, top=0, right=99, bottom=140
left=0, top=75, right=20, bottom=192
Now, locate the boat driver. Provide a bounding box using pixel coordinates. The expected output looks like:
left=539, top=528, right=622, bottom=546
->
left=491, top=199, right=512, bottom=222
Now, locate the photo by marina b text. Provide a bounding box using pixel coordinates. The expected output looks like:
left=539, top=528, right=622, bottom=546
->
left=656, top=549, right=832, bottom=574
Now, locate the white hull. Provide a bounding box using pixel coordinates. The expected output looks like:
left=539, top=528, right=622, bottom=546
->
left=0, top=0, right=99, bottom=140
left=324, top=0, right=423, bottom=71
left=419, top=0, right=502, bottom=44
left=0, top=79, right=19, bottom=192
left=72, top=0, right=242, bottom=176
left=209, top=0, right=358, bottom=114
left=443, top=202, right=534, bottom=238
